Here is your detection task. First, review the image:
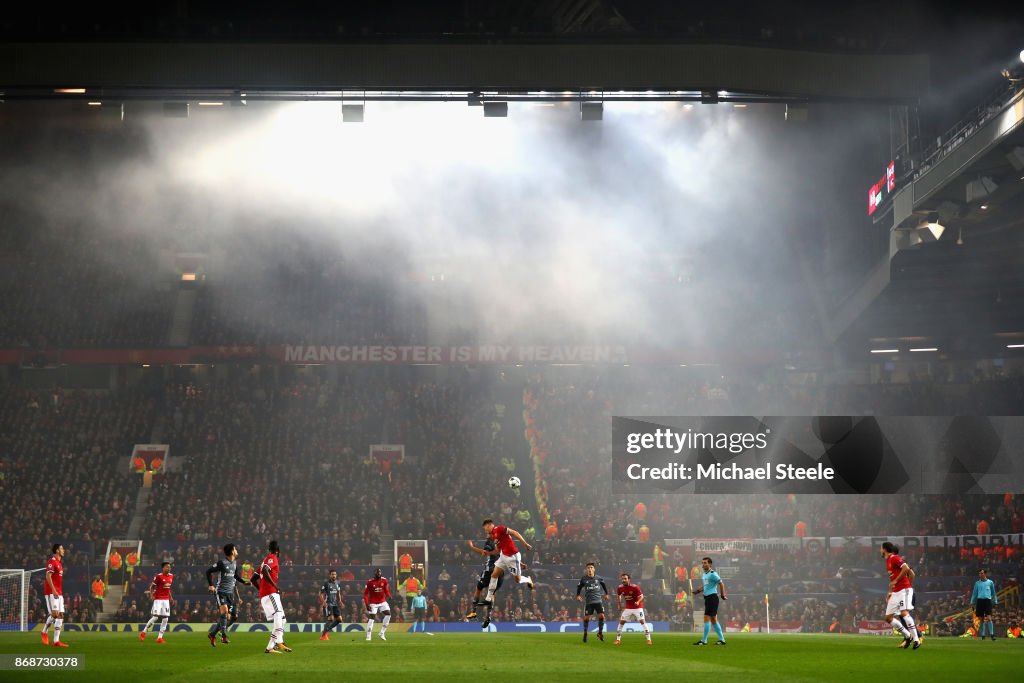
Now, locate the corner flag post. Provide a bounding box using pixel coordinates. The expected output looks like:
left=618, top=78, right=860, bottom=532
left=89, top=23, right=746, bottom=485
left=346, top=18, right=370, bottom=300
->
left=765, top=593, right=770, bottom=634
left=689, top=576, right=696, bottom=631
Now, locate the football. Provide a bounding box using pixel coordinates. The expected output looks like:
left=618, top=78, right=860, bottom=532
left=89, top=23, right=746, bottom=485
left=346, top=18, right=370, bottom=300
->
left=508, top=476, right=522, bottom=489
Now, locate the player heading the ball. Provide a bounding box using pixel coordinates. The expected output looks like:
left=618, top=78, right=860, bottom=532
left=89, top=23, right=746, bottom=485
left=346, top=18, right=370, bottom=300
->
left=480, top=519, right=534, bottom=605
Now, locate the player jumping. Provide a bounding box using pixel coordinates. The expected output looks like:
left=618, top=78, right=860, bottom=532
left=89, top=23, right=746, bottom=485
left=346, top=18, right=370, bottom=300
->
left=480, top=519, right=534, bottom=606
left=364, top=568, right=392, bottom=641
left=319, top=569, right=343, bottom=641
left=615, top=572, right=651, bottom=645
left=881, top=541, right=920, bottom=650
left=465, top=538, right=501, bottom=628
left=141, top=562, right=174, bottom=643
left=42, top=544, right=69, bottom=647
left=259, top=540, right=293, bottom=654
left=692, top=556, right=727, bottom=646
left=577, top=562, right=609, bottom=642
left=206, top=544, right=252, bottom=646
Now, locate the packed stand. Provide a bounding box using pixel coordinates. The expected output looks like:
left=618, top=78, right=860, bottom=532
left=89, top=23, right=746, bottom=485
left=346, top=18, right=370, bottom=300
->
left=524, top=374, right=1024, bottom=547
left=143, top=371, right=390, bottom=556
left=0, top=223, right=173, bottom=348
left=388, top=382, right=529, bottom=541
left=0, top=387, right=155, bottom=561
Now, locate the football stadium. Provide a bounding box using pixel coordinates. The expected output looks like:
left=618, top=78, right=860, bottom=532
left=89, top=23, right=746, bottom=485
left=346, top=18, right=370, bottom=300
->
left=1, top=2, right=1024, bottom=681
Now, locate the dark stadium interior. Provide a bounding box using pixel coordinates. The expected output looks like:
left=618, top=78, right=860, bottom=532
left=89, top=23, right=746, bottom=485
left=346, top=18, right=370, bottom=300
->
left=3, top=0, right=1024, bottom=657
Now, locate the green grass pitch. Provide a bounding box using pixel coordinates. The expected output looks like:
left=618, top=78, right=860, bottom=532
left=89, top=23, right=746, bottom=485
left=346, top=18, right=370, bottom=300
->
left=0, top=631, right=1020, bottom=682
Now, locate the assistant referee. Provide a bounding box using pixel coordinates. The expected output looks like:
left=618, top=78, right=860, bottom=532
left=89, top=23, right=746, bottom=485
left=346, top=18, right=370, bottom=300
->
left=692, top=556, right=728, bottom=646
left=971, top=569, right=998, bottom=641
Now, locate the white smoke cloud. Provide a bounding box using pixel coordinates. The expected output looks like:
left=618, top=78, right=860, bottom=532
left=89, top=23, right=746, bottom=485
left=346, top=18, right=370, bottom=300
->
left=0, top=99, right=884, bottom=349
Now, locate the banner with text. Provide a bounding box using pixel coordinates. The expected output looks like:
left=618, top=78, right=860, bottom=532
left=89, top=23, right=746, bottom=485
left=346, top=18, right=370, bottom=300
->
left=858, top=620, right=897, bottom=635
left=28, top=621, right=667, bottom=634
left=281, top=345, right=628, bottom=364
left=0, top=345, right=830, bottom=367
left=696, top=534, right=1024, bottom=555
left=693, top=539, right=755, bottom=555
left=34, top=622, right=412, bottom=634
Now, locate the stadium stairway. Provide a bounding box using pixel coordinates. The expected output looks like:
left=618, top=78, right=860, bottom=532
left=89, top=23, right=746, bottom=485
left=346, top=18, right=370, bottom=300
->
left=502, top=384, right=539, bottom=536
left=371, top=531, right=394, bottom=567
left=125, top=487, right=150, bottom=539
left=96, top=585, right=124, bottom=623
left=168, top=287, right=197, bottom=345
left=124, top=413, right=166, bottom=538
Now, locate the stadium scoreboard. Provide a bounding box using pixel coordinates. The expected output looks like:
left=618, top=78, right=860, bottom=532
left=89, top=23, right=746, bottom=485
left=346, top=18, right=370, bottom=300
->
left=868, top=160, right=896, bottom=216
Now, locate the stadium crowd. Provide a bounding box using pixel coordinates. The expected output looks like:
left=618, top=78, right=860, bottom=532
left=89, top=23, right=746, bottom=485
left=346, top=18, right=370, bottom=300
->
left=0, top=223, right=172, bottom=348
left=3, top=368, right=1024, bottom=629
left=524, top=374, right=1024, bottom=547
left=0, top=387, right=153, bottom=547
left=143, top=374, right=388, bottom=556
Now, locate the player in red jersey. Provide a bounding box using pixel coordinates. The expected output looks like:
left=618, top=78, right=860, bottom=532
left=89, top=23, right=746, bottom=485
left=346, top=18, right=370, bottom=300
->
left=615, top=572, right=652, bottom=645
left=480, top=519, right=534, bottom=605
left=259, top=540, right=292, bottom=654
left=140, top=562, right=174, bottom=643
left=42, top=544, right=68, bottom=647
left=881, top=541, right=920, bottom=650
left=363, top=568, right=392, bottom=641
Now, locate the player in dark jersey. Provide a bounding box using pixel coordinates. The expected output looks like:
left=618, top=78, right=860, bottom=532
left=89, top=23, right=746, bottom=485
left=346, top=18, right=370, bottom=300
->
left=465, top=538, right=503, bottom=627
left=205, top=543, right=253, bottom=646
left=319, top=569, right=343, bottom=641
left=576, top=562, right=610, bottom=642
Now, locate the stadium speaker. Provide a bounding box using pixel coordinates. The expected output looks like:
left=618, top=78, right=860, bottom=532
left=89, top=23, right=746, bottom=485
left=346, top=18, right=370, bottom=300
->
left=1006, top=146, right=1024, bottom=171
left=162, top=102, right=189, bottom=118
left=581, top=102, right=603, bottom=121
left=785, top=104, right=809, bottom=122
left=965, top=176, right=997, bottom=203
left=342, top=104, right=364, bottom=123
left=483, top=101, right=508, bottom=117
left=700, top=90, right=719, bottom=104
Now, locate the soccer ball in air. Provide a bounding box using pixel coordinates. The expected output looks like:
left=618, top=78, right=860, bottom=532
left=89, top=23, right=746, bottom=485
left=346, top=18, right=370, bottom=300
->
left=508, top=476, right=522, bottom=490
